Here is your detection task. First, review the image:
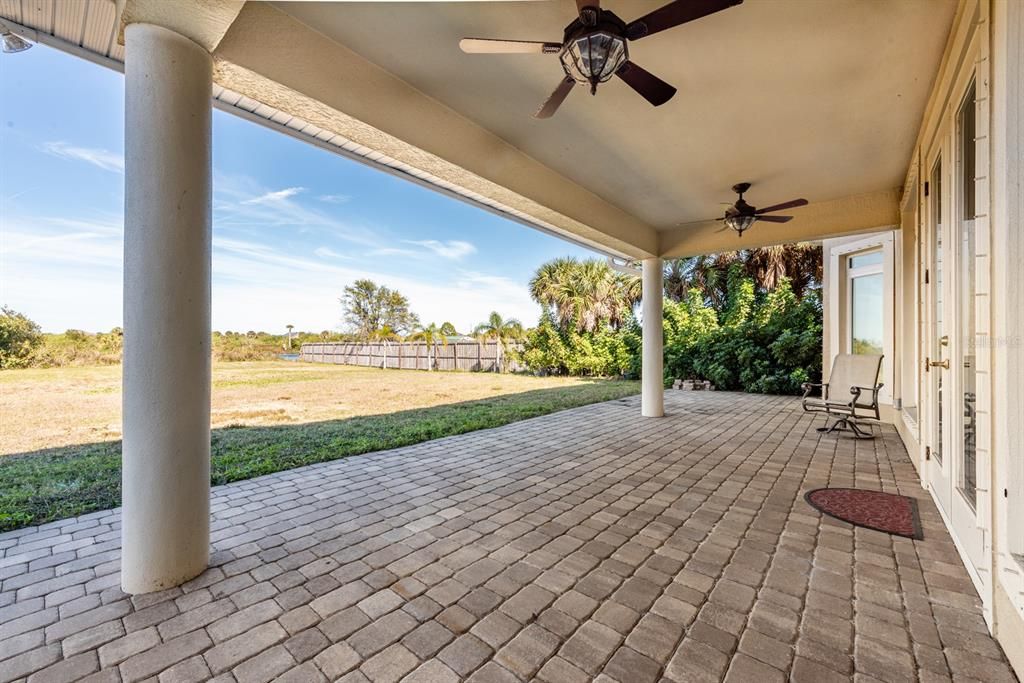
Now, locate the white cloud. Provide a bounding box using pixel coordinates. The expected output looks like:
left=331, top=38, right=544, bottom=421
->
left=207, top=237, right=539, bottom=332
left=318, top=194, right=351, bottom=204
left=313, top=246, right=351, bottom=260
left=242, top=187, right=305, bottom=205
left=214, top=175, right=381, bottom=248
left=403, top=239, right=477, bottom=260
left=0, top=215, right=124, bottom=331
left=42, top=141, right=124, bottom=173
left=1, top=202, right=541, bottom=334
left=368, top=246, right=421, bottom=258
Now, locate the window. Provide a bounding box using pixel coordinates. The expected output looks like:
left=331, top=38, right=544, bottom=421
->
left=849, top=251, right=883, bottom=269
left=931, top=158, right=944, bottom=465
left=848, top=250, right=884, bottom=356
left=957, top=79, right=978, bottom=508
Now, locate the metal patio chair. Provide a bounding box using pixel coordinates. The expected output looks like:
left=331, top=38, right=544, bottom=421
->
left=802, top=354, right=884, bottom=439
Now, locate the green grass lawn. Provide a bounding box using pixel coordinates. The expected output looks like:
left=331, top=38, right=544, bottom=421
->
left=0, top=378, right=638, bottom=531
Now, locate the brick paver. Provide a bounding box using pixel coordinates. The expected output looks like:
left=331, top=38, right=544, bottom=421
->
left=0, top=391, right=1017, bottom=681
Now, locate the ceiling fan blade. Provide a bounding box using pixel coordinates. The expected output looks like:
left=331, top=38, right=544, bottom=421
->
left=615, top=61, right=676, bottom=106
left=756, top=215, right=793, bottom=223
left=755, top=198, right=808, bottom=214
left=460, top=38, right=562, bottom=54
left=626, top=0, right=743, bottom=41
left=534, top=76, right=576, bottom=119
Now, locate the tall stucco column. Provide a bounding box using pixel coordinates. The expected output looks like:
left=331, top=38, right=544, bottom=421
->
left=122, top=23, right=212, bottom=594
left=642, top=258, right=664, bottom=418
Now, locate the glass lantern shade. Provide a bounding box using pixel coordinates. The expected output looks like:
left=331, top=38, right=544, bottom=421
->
left=560, top=31, right=627, bottom=90
left=725, top=214, right=757, bottom=236
left=1, top=31, right=32, bottom=53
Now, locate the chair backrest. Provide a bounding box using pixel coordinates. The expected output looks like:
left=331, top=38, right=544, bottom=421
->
left=828, top=354, right=883, bottom=402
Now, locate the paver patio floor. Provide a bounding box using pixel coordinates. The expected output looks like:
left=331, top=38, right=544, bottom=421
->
left=0, top=391, right=1017, bottom=682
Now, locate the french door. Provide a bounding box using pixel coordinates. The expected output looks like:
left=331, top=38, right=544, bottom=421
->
left=923, top=69, right=987, bottom=589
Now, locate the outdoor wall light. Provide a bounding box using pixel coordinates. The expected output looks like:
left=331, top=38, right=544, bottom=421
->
left=560, top=31, right=628, bottom=94
left=724, top=214, right=757, bottom=236
left=1, top=29, right=32, bottom=53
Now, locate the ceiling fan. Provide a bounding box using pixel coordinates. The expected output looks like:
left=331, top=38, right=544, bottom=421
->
left=459, top=0, right=744, bottom=118
left=716, top=183, right=808, bottom=236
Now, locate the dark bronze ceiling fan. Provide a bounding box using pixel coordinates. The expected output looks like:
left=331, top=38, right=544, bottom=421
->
left=459, top=0, right=744, bottom=118
left=716, top=183, right=809, bottom=236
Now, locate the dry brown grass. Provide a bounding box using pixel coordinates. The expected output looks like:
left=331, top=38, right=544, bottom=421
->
left=0, top=361, right=627, bottom=455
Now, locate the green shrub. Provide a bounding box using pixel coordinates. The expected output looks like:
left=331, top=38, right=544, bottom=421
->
left=521, top=274, right=822, bottom=396
left=0, top=307, right=43, bottom=369
left=26, top=329, right=124, bottom=367
left=668, top=276, right=823, bottom=395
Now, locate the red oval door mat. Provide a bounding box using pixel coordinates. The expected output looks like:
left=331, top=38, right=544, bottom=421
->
left=804, top=488, right=924, bottom=540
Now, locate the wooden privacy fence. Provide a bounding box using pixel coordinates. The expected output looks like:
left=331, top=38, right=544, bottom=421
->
left=299, top=341, right=524, bottom=372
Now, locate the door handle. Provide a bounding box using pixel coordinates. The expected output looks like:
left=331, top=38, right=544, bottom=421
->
left=929, top=359, right=950, bottom=369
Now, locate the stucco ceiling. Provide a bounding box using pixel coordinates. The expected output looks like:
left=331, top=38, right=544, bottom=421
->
left=274, top=0, right=955, bottom=231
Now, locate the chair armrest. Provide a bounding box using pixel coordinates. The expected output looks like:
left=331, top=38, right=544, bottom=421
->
left=801, top=382, right=826, bottom=399
left=849, top=383, right=885, bottom=415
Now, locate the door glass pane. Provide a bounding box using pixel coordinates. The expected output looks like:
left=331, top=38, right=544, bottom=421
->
left=932, top=158, right=944, bottom=465
left=958, top=80, right=977, bottom=508
left=851, top=274, right=884, bottom=355
left=849, top=251, right=884, bottom=269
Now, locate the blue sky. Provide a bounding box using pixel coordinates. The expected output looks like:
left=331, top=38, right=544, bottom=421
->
left=0, top=43, right=591, bottom=334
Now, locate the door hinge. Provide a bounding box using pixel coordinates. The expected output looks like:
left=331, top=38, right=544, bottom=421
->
left=925, top=268, right=930, bottom=284
left=926, top=446, right=931, bottom=461
left=924, top=181, right=930, bottom=197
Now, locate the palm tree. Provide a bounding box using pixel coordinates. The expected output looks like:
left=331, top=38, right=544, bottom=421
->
left=474, top=312, right=524, bottom=372
left=285, top=324, right=294, bottom=349
left=664, top=259, right=687, bottom=302
left=745, top=243, right=822, bottom=296
left=474, top=312, right=523, bottom=342
left=368, top=326, right=401, bottom=342
left=668, top=244, right=822, bottom=305
left=408, top=323, right=449, bottom=371
left=439, top=322, right=458, bottom=337
left=529, top=257, right=639, bottom=334
left=529, top=257, right=578, bottom=330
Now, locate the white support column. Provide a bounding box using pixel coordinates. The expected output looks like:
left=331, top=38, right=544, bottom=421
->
left=122, top=23, right=213, bottom=594
left=642, top=258, right=664, bottom=418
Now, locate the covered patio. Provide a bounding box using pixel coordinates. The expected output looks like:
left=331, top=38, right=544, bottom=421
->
left=0, top=392, right=1015, bottom=682
left=2, top=0, right=1023, bottom=677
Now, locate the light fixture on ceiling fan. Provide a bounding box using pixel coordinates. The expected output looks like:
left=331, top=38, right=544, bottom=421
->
left=716, top=183, right=808, bottom=237
left=459, top=0, right=744, bottom=118
left=1, top=26, right=33, bottom=53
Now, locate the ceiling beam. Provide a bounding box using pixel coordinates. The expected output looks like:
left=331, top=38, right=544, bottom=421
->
left=659, top=188, right=901, bottom=258
left=211, top=2, right=658, bottom=259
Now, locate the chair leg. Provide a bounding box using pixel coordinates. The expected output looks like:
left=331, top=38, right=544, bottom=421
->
left=848, top=419, right=876, bottom=439
left=817, top=416, right=848, bottom=434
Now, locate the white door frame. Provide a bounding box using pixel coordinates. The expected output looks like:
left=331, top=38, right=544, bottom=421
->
left=921, top=28, right=990, bottom=604
left=825, top=233, right=895, bottom=406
